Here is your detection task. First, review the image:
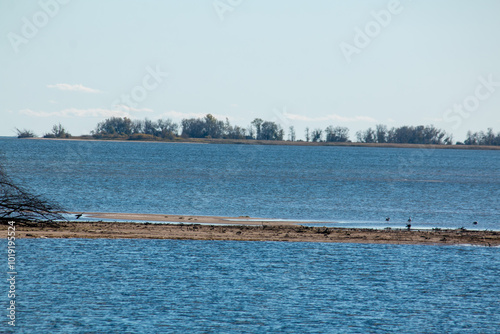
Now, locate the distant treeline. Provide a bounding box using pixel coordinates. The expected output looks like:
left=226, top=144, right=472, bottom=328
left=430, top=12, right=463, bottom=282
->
left=93, top=117, right=179, bottom=140
left=355, top=125, right=453, bottom=145
left=91, top=115, right=287, bottom=141
left=16, top=114, right=500, bottom=146
left=463, top=129, right=500, bottom=146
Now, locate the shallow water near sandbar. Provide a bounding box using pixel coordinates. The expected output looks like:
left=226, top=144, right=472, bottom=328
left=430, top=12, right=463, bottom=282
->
left=1, top=138, right=499, bottom=230
left=3, top=239, right=499, bottom=333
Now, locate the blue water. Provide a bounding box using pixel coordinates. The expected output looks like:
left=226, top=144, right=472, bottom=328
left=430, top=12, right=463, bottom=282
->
left=1, top=239, right=498, bottom=333
left=1, top=138, right=499, bottom=230
left=1, top=138, right=499, bottom=332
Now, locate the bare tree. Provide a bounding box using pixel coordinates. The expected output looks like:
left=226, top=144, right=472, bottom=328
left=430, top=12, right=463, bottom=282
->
left=288, top=126, right=296, bottom=141
left=0, top=161, right=65, bottom=222
left=44, top=123, right=71, bottom=138
left=311, top=128, right=323, bottom=142
left=251, top=118, right=264, bottom=140
left=325, top=126, right=350, bottom=142
left=246, top=125, right=255, bottom=139
left=16, top=128, right=36, bottom=138
left=356, top=127, right=376, bottom=143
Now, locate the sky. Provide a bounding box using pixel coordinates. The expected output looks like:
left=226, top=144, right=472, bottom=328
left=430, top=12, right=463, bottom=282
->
left=1, top=0, right=499, bottom=141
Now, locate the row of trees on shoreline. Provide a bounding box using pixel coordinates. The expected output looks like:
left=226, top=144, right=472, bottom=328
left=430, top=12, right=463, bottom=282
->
left=355, top=125, right=453, bottom=145
left=16, top=114, right=500, bottom=146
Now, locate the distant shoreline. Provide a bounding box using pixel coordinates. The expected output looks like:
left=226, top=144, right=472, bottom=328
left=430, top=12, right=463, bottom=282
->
left=19, top=136, right=500, bottom=150
left=2, top=215, right=499, bottom=246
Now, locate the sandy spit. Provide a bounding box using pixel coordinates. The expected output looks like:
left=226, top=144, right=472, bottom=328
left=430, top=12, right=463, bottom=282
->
left=2, top=220, right=499, bottom=246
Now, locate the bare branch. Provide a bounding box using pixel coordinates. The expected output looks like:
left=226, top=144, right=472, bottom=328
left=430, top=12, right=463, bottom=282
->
left=0, top=161, right=66, bottom=222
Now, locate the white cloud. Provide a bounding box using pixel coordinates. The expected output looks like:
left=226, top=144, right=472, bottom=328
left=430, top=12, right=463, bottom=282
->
left=283, top=112, right=378, bottom=123
left=47, top=83, right=102, bottom=93
left=18, top=107, right=233, bottom=123
left=19, top=108, right=130, bottom=118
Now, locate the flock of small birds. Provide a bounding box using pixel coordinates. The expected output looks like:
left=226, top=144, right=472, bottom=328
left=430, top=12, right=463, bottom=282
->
left=384, top=217, right=479, bottom=228
left=72, top=213, right=480, bottom=228
left=384, top=217, right=412, bottom=222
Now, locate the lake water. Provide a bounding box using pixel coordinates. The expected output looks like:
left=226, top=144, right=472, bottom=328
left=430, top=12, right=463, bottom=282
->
left=0, top=138, right=499, bottom=230
left=3, top=239, right=499, bottom=333
left=1, top=138, right=499, bottom=333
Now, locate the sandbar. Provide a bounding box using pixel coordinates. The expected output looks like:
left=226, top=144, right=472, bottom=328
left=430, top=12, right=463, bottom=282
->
left=82, top=212, right=301, bottom=225
left=1, top=214, right=498, bottom=246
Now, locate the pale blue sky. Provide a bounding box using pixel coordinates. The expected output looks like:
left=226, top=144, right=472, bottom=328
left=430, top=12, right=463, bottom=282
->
left=1, top=0, right=499, bottom=140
